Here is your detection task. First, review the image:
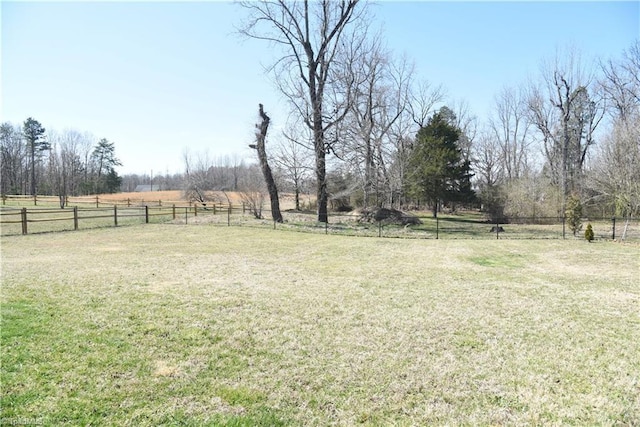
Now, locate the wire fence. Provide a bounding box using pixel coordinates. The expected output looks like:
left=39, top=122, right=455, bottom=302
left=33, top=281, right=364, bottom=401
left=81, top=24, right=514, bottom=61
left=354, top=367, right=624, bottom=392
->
left=1, top=202, right=638, bottom=242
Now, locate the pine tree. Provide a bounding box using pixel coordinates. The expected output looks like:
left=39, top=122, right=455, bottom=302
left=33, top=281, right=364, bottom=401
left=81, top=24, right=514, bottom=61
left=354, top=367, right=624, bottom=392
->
left=406, top=109, right=475, bottom=217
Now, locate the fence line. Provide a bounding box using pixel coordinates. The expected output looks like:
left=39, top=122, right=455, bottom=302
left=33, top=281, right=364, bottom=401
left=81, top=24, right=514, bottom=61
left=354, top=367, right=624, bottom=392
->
left=1, top=202, right=637, bottom=241
left=0, top=194, right=240, bottom=209
left=0, top=204, right=244, bottom=235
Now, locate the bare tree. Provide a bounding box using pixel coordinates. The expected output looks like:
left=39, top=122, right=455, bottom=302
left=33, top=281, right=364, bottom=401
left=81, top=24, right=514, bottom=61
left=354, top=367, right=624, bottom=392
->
left=450, top=99, right=477, bottom=164
left=528, top=47, right=604, bottom=213
left=409, top=79, right=446, bottom=129
left=238, top=0, right=366, bottom=222
left=489, top=86, right=532, bottom=180
left=238, top=164, right=267, bottom=219
left=588, top=116, right=640, bottom=216
left=0, top=122, right=26, bottom=195
left=600, top=40, right=640, bottom=124
left=337, top=35, right=414, bottom=208
left=274, top=119, right=314, bottom=211
left=183, top=148, right=216, bottom=204
left=250, top=104, right=283, bottom=222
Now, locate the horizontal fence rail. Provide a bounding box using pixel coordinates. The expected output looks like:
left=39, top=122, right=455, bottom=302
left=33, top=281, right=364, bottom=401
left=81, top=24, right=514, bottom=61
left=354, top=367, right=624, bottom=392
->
left=0, top=203, right=243, bottom=236
left=1, top=198, right=638, bottom=242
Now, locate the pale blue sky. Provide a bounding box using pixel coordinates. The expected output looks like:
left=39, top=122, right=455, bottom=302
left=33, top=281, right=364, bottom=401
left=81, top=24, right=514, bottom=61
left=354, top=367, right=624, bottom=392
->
left=2, top=1, right=638, bottom=175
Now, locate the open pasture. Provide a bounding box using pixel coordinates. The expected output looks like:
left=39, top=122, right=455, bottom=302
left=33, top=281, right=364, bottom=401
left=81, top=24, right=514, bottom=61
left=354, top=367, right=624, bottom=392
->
left=1, top=225, right=639, bottom=425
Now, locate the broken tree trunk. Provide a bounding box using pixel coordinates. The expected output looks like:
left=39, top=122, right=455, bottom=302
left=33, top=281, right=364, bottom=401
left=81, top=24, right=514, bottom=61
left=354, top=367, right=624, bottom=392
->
left=252, top=103, right=283, bottom=223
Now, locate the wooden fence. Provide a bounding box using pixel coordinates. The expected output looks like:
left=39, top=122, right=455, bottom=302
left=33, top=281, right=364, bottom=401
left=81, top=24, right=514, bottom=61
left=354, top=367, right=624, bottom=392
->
left=1, top=194, right=194, bottom=208
left=0, top=203, right=244, bottom=235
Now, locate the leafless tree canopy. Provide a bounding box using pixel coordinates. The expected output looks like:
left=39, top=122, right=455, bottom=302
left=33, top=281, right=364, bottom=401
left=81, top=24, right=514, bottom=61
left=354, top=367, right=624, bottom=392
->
left=238, top=0, right=366, bottom=222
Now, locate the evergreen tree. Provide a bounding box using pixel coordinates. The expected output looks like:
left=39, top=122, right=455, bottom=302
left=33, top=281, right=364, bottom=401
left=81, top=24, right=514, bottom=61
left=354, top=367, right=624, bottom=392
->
left=23, top=117, right=48, bottom=195
left=91, top=138, right=122, bottom=193
left=406, top=110, right=475, bottom=217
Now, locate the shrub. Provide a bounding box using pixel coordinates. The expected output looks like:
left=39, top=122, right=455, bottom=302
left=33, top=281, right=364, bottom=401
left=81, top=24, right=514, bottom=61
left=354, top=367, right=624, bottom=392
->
left=565, top=195, right=583, bottom=236
left=585, top=223, right=594, bottom=242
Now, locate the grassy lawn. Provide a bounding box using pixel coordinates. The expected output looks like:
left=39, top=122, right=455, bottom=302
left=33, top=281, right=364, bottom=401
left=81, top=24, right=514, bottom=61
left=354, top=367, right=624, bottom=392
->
left=1, top=224, right=639, bottom=425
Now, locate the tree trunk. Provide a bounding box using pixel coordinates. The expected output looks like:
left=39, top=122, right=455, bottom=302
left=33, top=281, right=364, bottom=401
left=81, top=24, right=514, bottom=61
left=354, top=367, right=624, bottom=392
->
left=254, top=104, right=283, bottom=223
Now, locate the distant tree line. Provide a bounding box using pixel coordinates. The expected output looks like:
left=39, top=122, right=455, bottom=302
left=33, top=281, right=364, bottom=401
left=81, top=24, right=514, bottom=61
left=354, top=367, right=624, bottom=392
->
left=1, top=118, right=125, bottom=205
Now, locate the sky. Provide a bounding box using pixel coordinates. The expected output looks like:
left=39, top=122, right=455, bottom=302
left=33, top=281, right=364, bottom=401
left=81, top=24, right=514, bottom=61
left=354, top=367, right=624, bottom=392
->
left=2, top=1, right=638, bottom=175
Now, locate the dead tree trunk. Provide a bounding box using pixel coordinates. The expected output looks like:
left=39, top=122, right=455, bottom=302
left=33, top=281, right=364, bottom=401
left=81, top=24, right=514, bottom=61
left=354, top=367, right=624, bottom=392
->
left=252, top=104, right=283, bottom=223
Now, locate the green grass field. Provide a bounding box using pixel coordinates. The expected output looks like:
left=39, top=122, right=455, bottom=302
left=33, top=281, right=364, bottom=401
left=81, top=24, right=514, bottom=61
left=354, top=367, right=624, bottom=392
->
left=2, top=224, right=639, bottom=425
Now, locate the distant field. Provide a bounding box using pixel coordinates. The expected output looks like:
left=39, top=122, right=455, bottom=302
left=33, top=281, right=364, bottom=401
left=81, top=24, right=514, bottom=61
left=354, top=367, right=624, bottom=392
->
left=2, top=225, right=639, bottom=425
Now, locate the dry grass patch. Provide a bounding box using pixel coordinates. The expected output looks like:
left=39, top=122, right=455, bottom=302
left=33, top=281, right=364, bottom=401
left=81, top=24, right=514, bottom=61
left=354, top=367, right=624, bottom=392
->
left=2, top=225, right=639, bottom=425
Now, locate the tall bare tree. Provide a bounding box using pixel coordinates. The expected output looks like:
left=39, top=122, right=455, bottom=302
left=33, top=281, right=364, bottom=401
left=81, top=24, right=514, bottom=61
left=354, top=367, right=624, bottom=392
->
left=528, top=47, right=604, bottom=213
left=489, top=86, right=532, bottom=180
left=600, top=40, right=640, bottom=124
left=238, top=0, right=366, bottom=222
left=336, top=34, right=414, bottom=208
left=250, top=104, right=283, bottom=222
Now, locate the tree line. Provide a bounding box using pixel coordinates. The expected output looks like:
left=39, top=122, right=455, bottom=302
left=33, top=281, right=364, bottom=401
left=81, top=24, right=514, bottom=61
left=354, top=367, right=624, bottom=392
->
left=237, top=0, right=640, bottom=222
left=1, top=118, right=124, bottom=206
left=3, top=1, right=637, bottom=224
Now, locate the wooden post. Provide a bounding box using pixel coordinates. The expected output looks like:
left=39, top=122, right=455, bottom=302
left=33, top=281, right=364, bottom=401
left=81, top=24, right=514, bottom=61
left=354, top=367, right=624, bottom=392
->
left=172, top=204, right=176, bottom=220
left=612, top=217, right=616, bottom=240
left=227, top=206, right=231, bottom=226
left=21, top=207, right=27, bottom=235
left=194, top=204, right=198, bottom=217
left=145, top=205, right=149, bottom=224
left=185, top=207, right=188, bottom=224
left=34, top=195, right=37, bottom=206
left=127, top=198, right=131, bottom=207
left=496, top=219, right=500, bottom=240
left=1, top=194, right=6, bottom=205
left=73, top=206, right=78, bottom=230
left=96, top=195, right=99, bottom=208
left=213, top=204, right=216, bottom=215
left=114, top=205, right=118, bottom=227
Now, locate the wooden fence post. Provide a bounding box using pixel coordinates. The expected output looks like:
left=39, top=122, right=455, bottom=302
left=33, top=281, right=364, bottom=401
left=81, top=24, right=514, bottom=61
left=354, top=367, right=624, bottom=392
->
left=73, top=206, right=78, bottom=230
left=96, top=196, right=99, bottom=208
left=194, top=204, right=198, bottom=217
left=145, top=205, right=149, bottom=224
left=1, top=194, right=6, bottom=205
left=21, top=207, right=27, bottom=234
left=127, top=198, right=131, bottom=207
left=34, top=195, right=37, bottom=206
left=172, top=204, right=176, bottom=220
left=114, top=205, right=118, bottom=227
